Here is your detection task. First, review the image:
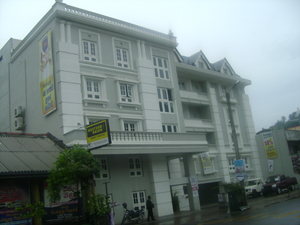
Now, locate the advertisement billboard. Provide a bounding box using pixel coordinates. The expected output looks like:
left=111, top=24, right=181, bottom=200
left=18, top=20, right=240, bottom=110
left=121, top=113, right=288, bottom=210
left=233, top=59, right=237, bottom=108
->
left=39, top=30, right=56, bottom=116
left=262, top=131, right=278, bottom=159
left=86, top=119, right=111, bottom=150
left=43, top=183, right=82, bottom=224
left=200, top=152, right=212, bottom=174
left=0, top=179, right=31, bottom=225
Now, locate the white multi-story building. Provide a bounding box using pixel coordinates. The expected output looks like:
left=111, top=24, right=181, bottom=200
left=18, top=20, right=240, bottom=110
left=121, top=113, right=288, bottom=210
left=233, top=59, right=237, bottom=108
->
left=0, top=1, right=262, bottom=223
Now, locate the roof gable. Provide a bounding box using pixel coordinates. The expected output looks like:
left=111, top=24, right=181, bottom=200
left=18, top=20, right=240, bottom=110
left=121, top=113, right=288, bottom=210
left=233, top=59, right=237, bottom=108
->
left=212, top=58, right=236, bottom=75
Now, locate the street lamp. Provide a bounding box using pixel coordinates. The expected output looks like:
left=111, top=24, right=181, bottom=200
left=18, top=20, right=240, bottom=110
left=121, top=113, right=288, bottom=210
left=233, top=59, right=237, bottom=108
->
left=225, top=81, right=248, bottom=206
left=225, top=81, right=240, bottom=159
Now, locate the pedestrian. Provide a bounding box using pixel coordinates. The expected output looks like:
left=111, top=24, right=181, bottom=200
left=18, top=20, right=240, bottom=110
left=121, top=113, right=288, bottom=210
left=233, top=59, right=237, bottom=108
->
left=146, top=195, right=155, bottom=221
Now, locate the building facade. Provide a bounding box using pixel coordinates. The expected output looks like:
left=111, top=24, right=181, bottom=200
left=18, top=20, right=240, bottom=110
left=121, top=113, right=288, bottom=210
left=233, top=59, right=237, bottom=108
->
left=0, top=1, right=262, bottom=223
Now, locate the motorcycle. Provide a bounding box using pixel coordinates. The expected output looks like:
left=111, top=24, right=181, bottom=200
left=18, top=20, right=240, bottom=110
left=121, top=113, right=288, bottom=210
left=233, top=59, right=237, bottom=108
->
left=121, top=203, right=144, bottom=224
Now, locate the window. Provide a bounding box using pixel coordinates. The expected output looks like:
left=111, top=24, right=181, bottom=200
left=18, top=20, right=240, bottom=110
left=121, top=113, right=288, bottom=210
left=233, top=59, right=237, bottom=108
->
left=94, top=158, right=109, bottom=179
left=82, top=75, right=108, bottom=106
left=86, top=79, right=100, bottom=99
left=157, top=88, right=174, bottom=113
left=83, top=40, right=97, bottom=62
left=223, top=68, right=228, bottom=74
left=153, top=56, right=169, bottom=79
left=124, top=122, right=136, bottom=131
left=178, top=81, right=186, bottom=90
left=162, top=125, right=177, bottom=133
left=120, top=84, right=133, bottom=102
left=132, top=191, right=146, bottom=210
left=198, top=61, right=204, bottom=68
left=116, top=48, right=129, bottom=68
left=129, top=157, right=142, bottom=177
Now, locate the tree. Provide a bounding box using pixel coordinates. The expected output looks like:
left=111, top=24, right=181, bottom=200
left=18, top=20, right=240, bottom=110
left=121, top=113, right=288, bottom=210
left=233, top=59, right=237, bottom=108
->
left=46, top=144, right=102, bottom=223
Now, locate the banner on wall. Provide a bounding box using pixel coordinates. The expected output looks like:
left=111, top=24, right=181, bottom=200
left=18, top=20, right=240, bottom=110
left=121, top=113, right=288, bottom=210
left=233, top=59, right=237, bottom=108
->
left=200, top=152, right=212, bottom=174
left=234, top=159, right=247, bottom=181
left=44, top=183, right=83, bottom=224
left=268, top=159, right=274, bottom=173
left=189, top=176, right=199, bottom=197
left=0, top=179, right=31, bottom=225
left=262, top=131, right=278, bottom=159
left=39, top=30, right=56, bottom=116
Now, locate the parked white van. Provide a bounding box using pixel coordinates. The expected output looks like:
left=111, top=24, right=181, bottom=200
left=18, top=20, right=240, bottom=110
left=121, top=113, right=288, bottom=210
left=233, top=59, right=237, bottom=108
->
left=245, top=178, right=265, bottom=198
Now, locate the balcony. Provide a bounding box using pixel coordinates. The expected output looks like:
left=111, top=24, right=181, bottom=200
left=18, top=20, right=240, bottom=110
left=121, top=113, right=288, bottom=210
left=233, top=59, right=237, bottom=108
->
left=64, top=130, right=209, bottom=155
left=180, top=90, right=209, bottom=105
left=184, top=119, right=214, bottom=132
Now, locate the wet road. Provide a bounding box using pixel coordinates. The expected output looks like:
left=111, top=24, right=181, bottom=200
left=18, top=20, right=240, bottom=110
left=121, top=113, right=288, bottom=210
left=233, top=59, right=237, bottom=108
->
left=143, top=191, right=300, bottom=225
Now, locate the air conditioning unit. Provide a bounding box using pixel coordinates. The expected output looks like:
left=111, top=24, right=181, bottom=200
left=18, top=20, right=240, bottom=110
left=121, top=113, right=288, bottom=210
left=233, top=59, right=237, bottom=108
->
left=14, top=106, right=23, bottom=117
left=14, top=117, right=24, bottom=130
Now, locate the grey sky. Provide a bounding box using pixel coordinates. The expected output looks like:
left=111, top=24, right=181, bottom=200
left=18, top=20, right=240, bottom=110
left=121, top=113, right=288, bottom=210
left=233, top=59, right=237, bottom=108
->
left=1, top=0, right=299, bottom=132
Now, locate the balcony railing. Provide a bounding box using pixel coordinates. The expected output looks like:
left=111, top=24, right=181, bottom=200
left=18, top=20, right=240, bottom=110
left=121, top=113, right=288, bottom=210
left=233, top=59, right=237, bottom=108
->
left=111, top=131, right=163, bottom=143
left=180, top=90, right=209, bottom=104
left=184, top=119, right=214, bottom=131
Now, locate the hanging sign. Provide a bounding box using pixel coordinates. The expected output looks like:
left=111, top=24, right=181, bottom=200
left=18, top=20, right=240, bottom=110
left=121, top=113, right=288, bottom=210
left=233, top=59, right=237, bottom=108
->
left=262, top=131, right=278, bottom=158
left=200, top=152, right=212, bottom=174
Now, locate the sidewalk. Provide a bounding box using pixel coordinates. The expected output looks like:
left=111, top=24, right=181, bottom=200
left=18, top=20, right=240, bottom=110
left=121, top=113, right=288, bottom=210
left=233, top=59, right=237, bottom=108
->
left=144, top=190, right=300, bottom=225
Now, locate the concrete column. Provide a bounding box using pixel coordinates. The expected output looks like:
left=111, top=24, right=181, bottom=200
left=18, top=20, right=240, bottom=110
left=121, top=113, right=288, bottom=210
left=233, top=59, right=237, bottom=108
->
left=59, top=20, right=65, bottom=42
left=137, top=40, right=142, bottom=58
left=148, top=155, right=173, bottom=217
left=208, top=83, right=231, bottom=182
left=66, top=22, right=71, bottom=43
left=183, top=154, right=201, bottom=211
left=141, top=41, right=146, bottom=59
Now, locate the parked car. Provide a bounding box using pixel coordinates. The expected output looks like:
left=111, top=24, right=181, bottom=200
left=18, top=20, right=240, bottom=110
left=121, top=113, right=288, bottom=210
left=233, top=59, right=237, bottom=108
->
left=261, top=174, right=298, bottom=196
left=245, top=178, right=265, bottom=198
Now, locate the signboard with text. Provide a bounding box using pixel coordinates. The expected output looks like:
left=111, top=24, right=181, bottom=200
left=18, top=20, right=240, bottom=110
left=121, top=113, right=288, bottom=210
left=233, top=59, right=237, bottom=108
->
left=200, top=152, right=212, bottom=174
left=85, top=119, right=111, bottom=150
left=39, top=30, right=56, bottom=116
left=234, top=159, right=247, bottom=181
left=44, top=183, right=82, bottom=224
left=189, top=176, right=199, bottom=197
left=262, top=131, right=278, bottom=159
left=0, top=179, right=31, bottom=225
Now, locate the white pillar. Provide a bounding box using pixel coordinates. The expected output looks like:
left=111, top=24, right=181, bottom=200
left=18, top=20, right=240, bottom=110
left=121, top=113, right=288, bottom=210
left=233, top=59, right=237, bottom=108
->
left=59, top=20, right=65, bottom=42
left=66, top=22, right=71, bottom=43
left=148, top=155, right=173, bottom=217
left=183, top=154, right=201, bottom=211
left=141, top=41, right=146, bottom=59
left=137, top=40, right=142, bottom=58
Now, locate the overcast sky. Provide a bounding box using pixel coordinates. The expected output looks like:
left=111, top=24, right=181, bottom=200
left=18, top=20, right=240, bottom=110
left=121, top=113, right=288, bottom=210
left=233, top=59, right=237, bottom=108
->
left=1, top=0, right=299, bottom=132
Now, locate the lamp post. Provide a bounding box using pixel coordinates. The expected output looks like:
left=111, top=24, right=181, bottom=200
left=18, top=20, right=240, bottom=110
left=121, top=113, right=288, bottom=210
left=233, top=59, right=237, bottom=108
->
left=225, top=81, right=247, bottom=206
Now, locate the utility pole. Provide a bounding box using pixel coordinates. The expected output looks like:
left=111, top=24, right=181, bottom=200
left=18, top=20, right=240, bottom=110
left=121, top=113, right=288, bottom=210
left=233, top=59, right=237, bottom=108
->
left=225, top=81, right=248, bottom=206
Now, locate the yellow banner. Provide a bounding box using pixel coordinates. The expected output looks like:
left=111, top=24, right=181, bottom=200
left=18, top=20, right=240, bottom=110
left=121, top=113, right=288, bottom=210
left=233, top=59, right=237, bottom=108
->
left=39, top=30, right=56, bottom=116
left=200, top=152, right=212, bottom=174
left=262, top=131, right=278, bottom=159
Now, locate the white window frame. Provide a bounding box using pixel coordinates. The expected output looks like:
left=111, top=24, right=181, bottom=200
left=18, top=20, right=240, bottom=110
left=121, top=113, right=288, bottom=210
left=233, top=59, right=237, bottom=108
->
left=82, top=75, right=108, bottom=107
left=178, top=81, right=186, bottom=90
left=116, top=80, right=140, bottom=109
left=116, top=48, right=129, bottom=68
left=132, top=191, right=146, bottom=210
left=162, top=124, right=177, bottom=133
left=129, top=157, right=143, bottom=177
left=124, top=122, right=137, bottom=131
left=119, top=116, right=143, bottom=132
left=157, top=88, right=174, bottom=113
left=113, top=38, right=132, bottom=69
left=79, top=30, right=101, bottom=63
left=94, top=158, right=109, bottom=180
left=120, top=84, right=133, bottom=103
left=83, top=40, right=97, bottom=62
left=153, top=56, right=170, bottom=80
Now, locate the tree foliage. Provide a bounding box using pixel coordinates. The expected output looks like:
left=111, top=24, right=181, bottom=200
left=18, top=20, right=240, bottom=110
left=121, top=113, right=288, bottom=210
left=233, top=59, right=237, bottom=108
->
left=46, top=144, right=102, bottom=202
left=16, top=201, right=46, bottom=223
left=259, top=109, right=300, bottom=133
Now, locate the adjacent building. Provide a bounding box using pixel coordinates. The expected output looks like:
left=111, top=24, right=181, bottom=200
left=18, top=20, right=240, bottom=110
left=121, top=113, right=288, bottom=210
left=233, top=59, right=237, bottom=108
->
left=0, top=1, right=262, bottom=223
